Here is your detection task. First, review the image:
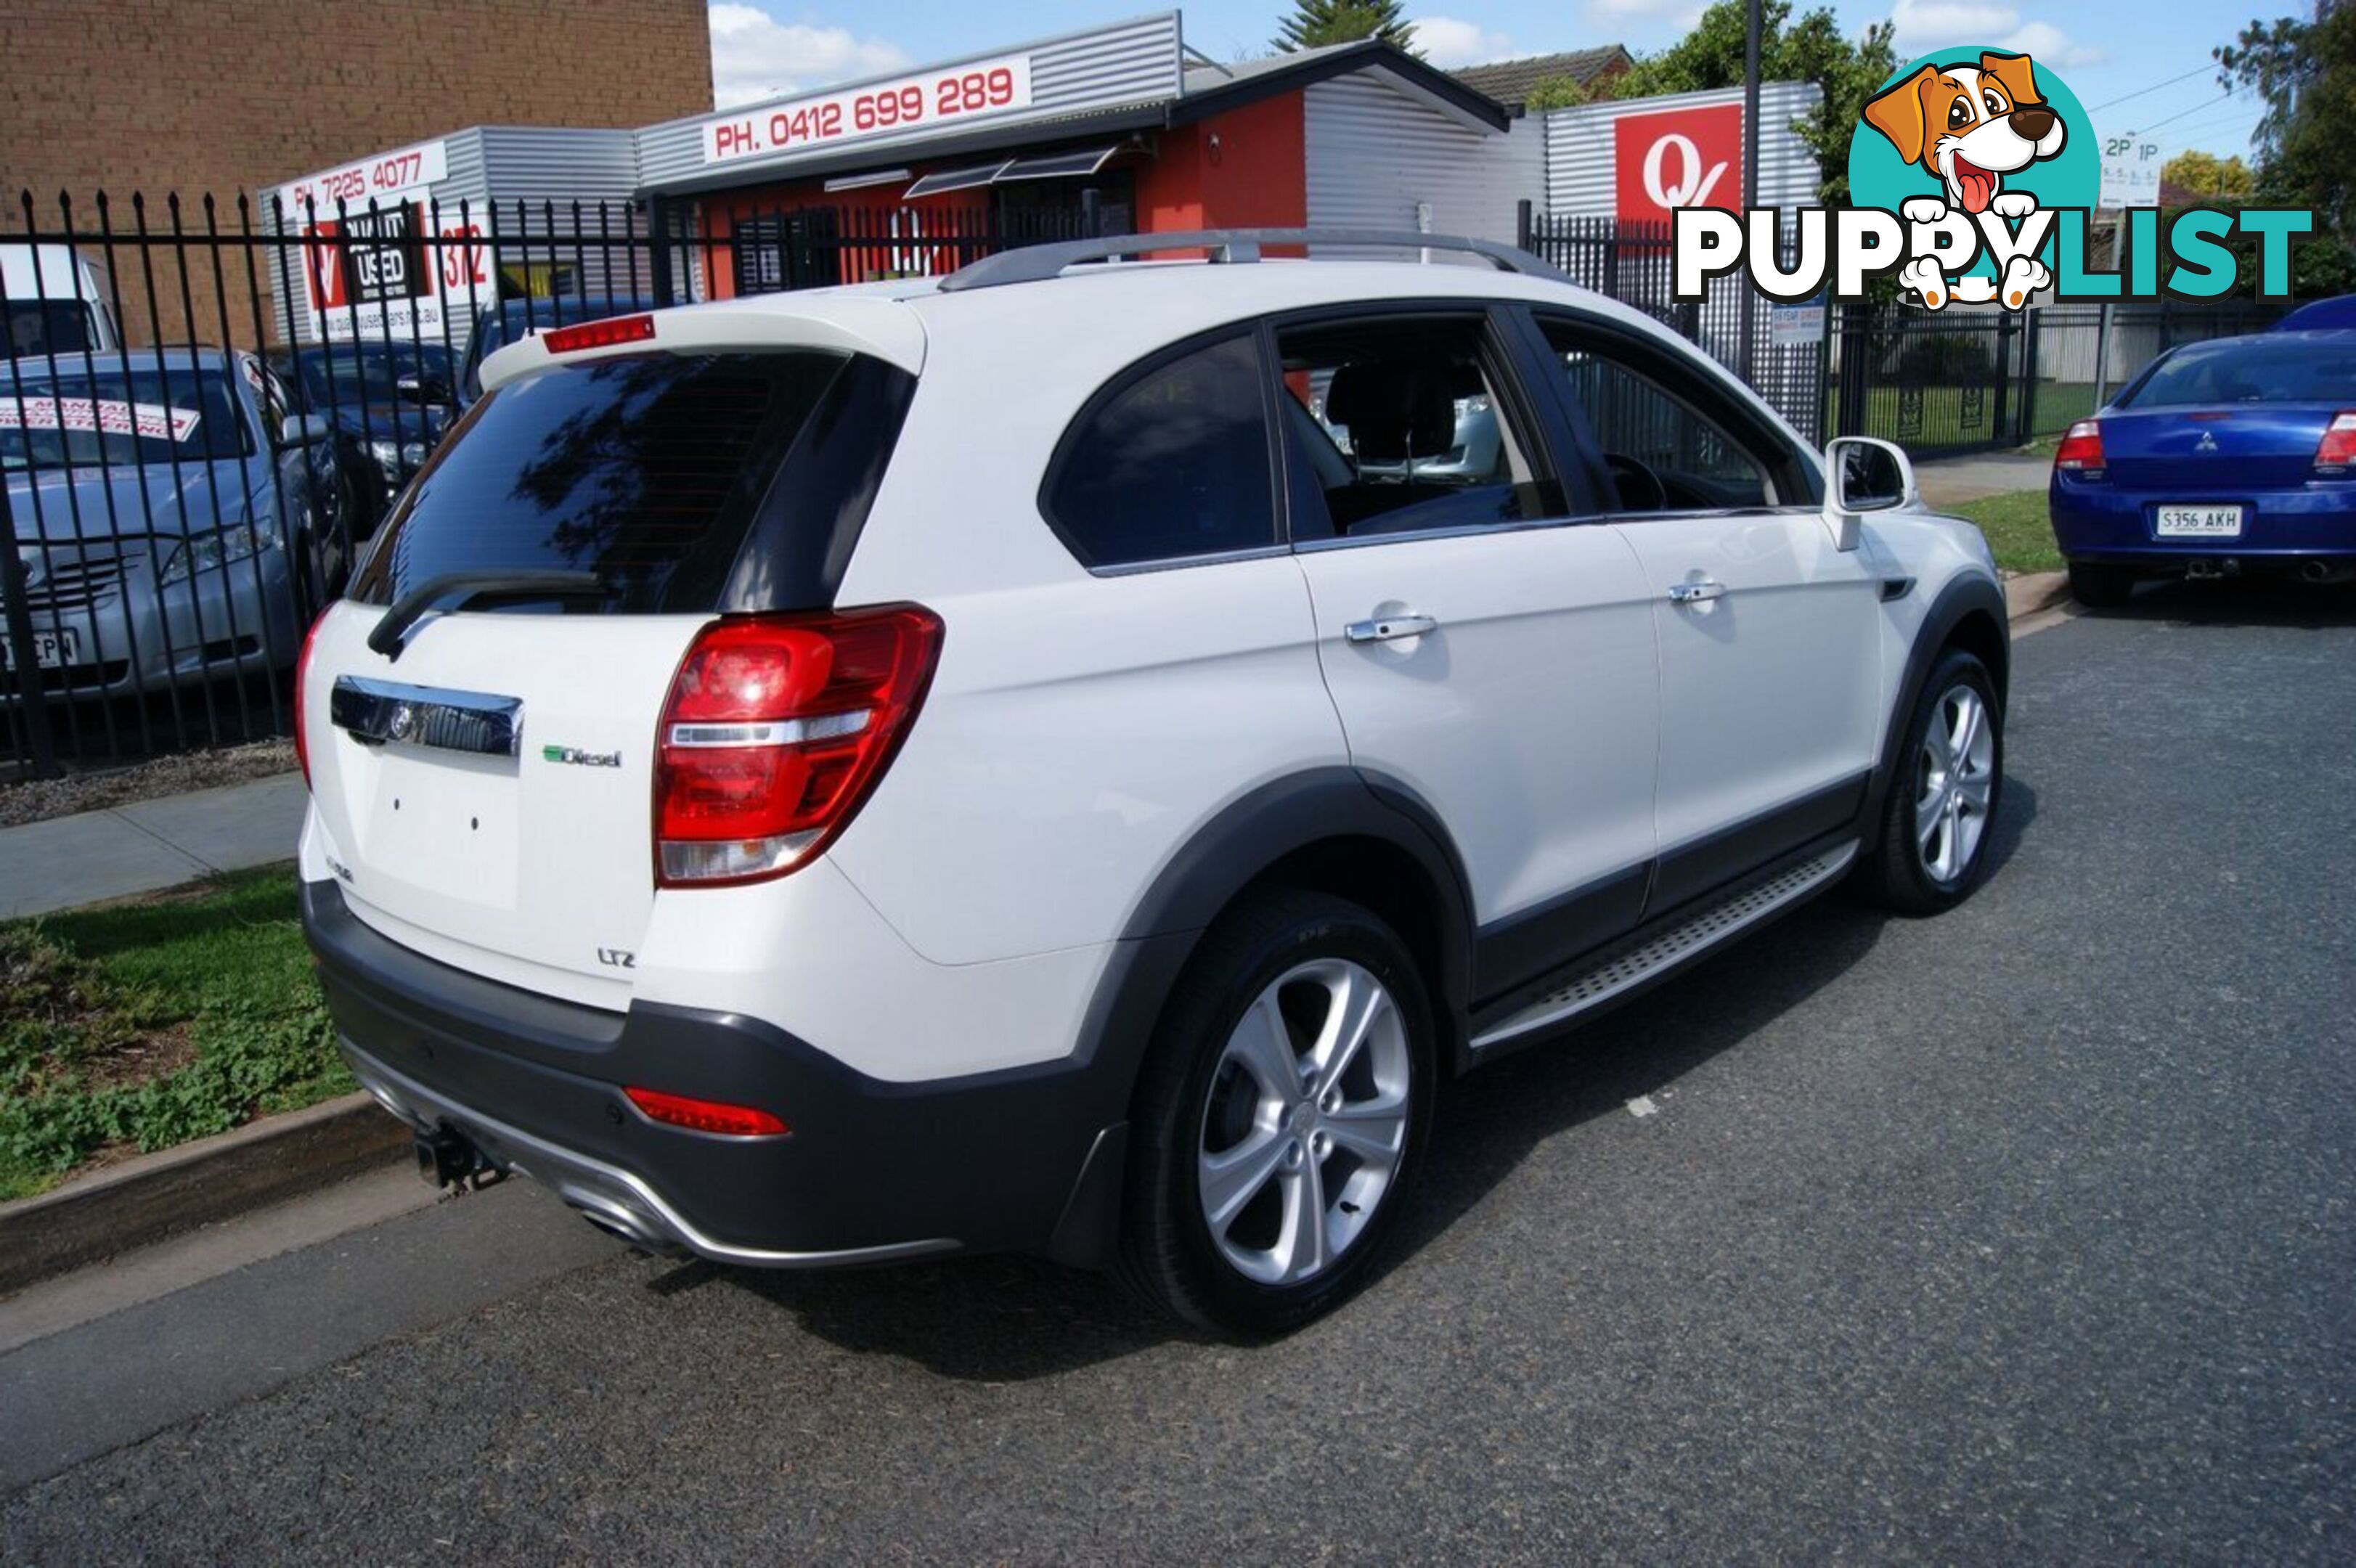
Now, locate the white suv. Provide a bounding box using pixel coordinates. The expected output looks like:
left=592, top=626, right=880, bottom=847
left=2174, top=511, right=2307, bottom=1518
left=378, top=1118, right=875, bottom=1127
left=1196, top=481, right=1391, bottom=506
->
left=298, top=232, right=2008, bottom=1336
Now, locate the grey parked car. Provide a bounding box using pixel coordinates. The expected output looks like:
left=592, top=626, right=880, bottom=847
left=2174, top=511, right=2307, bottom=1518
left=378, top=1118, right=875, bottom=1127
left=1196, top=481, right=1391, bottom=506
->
left=1, top=346, right=354, bottom=699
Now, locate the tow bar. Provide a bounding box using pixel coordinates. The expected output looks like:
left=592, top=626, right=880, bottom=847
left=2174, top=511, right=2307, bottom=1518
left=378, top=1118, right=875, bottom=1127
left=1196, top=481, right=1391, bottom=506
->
left=415, top=1124, right=508, bottom=1193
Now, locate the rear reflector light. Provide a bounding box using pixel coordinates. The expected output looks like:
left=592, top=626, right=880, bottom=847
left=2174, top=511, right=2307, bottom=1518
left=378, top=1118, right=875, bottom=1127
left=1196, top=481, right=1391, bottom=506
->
left=2316, top=411, right=2356, bottom=473
left=539, top=314, right=657, bottom=354
left=624, top=1085, right=789, bottom=1138
left=654, top=605, right=943, bottom=886
left=2054, top=419, right=2105, bottom=476
left=293, top=614, right=323, bottom=786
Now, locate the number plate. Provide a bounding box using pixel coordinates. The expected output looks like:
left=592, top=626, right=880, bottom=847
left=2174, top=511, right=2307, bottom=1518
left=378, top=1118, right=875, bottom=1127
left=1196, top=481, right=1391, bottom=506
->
left=0, top=627, right=81, bottom=671
left=2154, top=503, right=2244, bottom=538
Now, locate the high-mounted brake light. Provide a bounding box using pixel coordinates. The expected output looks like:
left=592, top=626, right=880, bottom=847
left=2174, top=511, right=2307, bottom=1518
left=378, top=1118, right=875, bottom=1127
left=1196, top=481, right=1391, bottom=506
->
left=624, top=1085, right=789, bottom=1138
left=653, top=605, right=943, bottom=886
left=2315, top=412, right=2356, bottom=474
left=2054, top=419, right=2105, bottom=477
left=539, top=314, right=657, bottom=354
left=293, top=614, right=323, bottom=787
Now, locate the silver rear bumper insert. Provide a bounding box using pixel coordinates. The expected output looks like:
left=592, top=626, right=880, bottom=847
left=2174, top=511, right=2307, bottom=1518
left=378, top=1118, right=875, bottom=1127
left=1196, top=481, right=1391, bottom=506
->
left=342, top=1041, right=960, bottom=1270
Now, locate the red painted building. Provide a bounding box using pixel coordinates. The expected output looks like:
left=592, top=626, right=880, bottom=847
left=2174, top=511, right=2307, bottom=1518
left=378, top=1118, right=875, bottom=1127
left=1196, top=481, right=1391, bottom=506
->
left=630, top=15, right=1528, bottom=297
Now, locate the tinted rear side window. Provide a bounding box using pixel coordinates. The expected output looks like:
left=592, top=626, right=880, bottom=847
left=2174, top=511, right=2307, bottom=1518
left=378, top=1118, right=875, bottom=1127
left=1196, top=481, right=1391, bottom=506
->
left=1045, top=332, right=1277, bottom=569
left=351, top=351, right=844, bottom=613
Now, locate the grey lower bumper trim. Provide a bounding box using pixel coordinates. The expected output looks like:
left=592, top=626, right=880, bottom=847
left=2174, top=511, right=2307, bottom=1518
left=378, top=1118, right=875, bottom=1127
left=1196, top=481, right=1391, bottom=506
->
left=343, top=1041, right=961, bottom=1270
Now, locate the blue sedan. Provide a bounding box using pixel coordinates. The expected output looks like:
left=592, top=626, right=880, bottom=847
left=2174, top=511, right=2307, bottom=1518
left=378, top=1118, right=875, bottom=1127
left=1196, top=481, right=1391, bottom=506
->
left=2049, top=330, right=2356, bottom=605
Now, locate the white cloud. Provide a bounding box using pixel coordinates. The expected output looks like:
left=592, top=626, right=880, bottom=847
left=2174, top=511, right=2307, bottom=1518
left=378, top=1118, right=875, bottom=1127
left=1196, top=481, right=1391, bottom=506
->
left=1889, top=0, right=2015, bottom=50
left=1581, top=0, right=1705, bottom=32
left=1888, top=0, right=2102, bottom=70
left=1409, top=15, right=1515, bottom=68
left=708, top=4, right=911, bottom=110
left=1999, top=20, right=2106, bottom=68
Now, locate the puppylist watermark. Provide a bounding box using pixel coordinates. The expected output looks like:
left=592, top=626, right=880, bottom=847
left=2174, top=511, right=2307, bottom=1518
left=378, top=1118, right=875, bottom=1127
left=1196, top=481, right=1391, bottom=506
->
left=1671, top=47, right=2315, bottom=309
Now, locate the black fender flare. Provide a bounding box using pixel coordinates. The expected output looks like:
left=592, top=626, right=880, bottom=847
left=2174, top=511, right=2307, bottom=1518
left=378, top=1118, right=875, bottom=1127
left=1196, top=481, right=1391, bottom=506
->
left=1860, top=571, right=2010, bottom=849
left=1045, top=767, right=1476, bottom=1265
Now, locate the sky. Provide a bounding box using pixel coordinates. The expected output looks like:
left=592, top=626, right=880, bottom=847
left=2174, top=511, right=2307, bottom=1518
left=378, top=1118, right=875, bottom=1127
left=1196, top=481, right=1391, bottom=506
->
left=706, top=0, right=2266, bottom=166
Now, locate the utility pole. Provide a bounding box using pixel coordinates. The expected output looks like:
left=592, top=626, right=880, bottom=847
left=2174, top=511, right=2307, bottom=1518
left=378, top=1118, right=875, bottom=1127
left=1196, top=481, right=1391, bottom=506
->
left=1740, top=0, right=1762, bottom=379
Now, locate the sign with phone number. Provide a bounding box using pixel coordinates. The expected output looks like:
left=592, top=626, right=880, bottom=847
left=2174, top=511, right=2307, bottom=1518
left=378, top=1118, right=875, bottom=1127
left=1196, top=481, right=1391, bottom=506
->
left=701, top=52, right=1035, bottom=165
left=274, top=139, right=449, bottom=219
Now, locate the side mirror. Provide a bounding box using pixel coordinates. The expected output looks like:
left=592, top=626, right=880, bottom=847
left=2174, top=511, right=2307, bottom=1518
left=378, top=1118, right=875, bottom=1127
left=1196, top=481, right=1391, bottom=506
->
left=284, top=413, right=333, bottom=446
left=1822, top=436, right=1916, bottom=552
left=395, top=373, right=452, bottom=408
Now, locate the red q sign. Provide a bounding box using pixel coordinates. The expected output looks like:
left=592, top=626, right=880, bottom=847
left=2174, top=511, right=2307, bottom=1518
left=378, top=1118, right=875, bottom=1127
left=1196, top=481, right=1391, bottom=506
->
left=1615, top=104, right=1745, bottom=225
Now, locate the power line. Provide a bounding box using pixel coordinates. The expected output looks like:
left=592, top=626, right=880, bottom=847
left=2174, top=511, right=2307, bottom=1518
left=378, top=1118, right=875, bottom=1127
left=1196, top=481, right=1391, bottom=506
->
left=2147, top=110, right=2260, bottom=146
left=2088, top=63, right=2220, bottom=113
left=2123, top=86, right=2247, bottom=136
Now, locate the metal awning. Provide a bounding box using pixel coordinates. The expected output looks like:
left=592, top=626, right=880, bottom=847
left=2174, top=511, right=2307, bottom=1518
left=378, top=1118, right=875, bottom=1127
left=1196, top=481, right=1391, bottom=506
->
left=902, top=162, right=1011, bottom=198
left=996, top=144, right=1122, bottom=181
left=899, top=145, right=1125, bottom=200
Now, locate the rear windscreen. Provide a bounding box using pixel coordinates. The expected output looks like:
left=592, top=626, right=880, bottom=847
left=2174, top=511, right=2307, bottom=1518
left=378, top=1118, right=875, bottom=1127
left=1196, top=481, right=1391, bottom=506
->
left=351, top=351, right=847, bottom=614
left=2124, top=343, right=2356, bottom=408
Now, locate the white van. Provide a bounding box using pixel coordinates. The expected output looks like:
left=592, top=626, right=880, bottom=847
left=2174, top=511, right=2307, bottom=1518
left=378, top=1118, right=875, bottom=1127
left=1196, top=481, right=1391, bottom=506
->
left=1, top=243, right=121, bottom=357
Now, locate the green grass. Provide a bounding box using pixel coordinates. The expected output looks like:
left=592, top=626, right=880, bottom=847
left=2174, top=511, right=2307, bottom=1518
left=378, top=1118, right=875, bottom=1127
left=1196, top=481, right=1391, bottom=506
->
left=1949, top=489, right=2065, bottom=576
left=0, top=865, right=346, bottom=1201
left=1819, top=381, right=2099, bottom=455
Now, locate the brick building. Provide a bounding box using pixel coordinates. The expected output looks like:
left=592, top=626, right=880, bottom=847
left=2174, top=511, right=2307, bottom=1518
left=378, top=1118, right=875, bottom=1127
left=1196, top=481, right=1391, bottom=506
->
left=0, top=0, right=712, bottom=340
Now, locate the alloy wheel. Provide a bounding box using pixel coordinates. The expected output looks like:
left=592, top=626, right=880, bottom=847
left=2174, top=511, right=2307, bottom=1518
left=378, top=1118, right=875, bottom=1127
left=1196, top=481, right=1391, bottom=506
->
left=1196, top=958, right=1411, bottom=1286
left=1915, top=682, right=1995, bottom=883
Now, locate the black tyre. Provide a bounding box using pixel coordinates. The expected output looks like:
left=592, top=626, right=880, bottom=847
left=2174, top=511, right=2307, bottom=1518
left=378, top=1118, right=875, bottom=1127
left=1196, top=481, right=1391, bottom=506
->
left=2067, top=561, right=2135, bottom=608
left=1856, top=648, right=2004, bottom=916
left=1118, top=889, right=1436, bottom=1338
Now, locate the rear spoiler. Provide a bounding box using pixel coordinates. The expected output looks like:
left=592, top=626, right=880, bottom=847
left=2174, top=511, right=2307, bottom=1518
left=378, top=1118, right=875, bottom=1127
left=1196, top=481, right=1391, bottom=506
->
left=480, top=294, right=926, bottom=389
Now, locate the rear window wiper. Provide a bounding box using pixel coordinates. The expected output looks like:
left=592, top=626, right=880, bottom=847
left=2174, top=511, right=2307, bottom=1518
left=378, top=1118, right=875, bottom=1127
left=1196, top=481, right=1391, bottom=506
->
left=367, top=571, right=607, bottom=661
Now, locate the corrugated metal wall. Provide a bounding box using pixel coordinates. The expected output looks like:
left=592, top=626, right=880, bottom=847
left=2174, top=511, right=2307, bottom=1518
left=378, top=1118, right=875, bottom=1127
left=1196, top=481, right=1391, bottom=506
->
left=1301, top=70, right=1533, bottom=250
left=476, top=128, right=648, bottom=303
left=636, top=12, right=1184, bottom=192
left=1542, top=81, right=1822, bottom=216
left=264, top=127, right=645, bottom=350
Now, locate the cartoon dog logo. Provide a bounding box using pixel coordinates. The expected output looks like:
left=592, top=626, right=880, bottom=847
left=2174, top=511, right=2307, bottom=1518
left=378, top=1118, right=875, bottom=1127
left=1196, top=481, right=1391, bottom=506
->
left=1862, top=52, right=2066, bottom=310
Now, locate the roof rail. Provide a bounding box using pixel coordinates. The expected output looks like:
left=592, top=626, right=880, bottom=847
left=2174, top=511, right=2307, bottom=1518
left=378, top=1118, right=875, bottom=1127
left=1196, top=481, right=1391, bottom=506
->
left=937, top=228, right=1576, bottom=293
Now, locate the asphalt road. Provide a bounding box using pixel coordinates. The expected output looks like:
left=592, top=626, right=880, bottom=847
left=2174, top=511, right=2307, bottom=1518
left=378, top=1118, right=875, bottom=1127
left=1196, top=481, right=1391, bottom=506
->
left=7, top=581, right=2354, bottom=1562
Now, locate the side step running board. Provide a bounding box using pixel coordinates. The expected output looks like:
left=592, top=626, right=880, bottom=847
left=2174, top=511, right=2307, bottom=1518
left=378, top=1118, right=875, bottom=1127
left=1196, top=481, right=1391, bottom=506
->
left=1471, top=841, right=1859, bottom=1052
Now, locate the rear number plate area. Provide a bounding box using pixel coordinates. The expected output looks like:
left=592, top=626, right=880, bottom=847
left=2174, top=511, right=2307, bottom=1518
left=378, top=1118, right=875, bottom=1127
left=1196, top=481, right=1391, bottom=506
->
left=2154, top=504, right=2244, bottom=538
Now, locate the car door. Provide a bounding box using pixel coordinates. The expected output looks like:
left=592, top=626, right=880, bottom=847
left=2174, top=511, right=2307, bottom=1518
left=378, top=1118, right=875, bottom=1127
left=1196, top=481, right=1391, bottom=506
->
left=1276, top=306, right=1661, bottom=1003
left=1523, top=310, right=1883, bottom=912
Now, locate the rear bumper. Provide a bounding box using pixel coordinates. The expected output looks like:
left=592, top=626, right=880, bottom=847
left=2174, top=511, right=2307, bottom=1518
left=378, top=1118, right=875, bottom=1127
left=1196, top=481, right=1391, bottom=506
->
left=303, top=878, right=1155, bottom=1267
left=2049, top=476, right=2356, bottom=565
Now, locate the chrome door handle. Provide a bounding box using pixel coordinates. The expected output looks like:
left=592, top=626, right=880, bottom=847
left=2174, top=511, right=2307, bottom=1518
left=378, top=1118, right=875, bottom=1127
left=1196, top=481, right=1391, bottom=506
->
left=1667, top=579, right=1726, bottom=605
left=1345, top=613, right=1438, bottom=643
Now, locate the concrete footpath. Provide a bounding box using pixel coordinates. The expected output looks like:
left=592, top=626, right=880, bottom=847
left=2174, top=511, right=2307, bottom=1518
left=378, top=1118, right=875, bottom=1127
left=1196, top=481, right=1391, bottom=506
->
left=1915, top=451, right=2051, bottom=509
left=0, top=772, right=306, bottom=920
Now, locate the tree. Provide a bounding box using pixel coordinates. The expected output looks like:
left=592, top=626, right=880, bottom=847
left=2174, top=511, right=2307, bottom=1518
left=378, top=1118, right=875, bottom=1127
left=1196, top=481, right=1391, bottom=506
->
left=2160, top=150, right=2256, bottom=200
left=1272, top=0, right=1417, bottom=53
left=2217, top=2, right=2356, bottom=294
left=1598, top=0, right=1896, bottom=205
left=1523, top=75, right=1593, bottom=111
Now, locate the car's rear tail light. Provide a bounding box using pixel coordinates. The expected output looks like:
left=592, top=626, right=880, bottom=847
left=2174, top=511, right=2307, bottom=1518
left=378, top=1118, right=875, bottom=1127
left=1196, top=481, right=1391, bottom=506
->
left=2315, top=411, right=2356, bottom=474
left=293, top=614, right=322, bottom=787
left=624, top=1085, right=789, bottom=1137
left=654, top=605, right=943, bottom=886
left=539, top=314, right=656, bottom=354
left=2054, top=420, right=2105, bottom=477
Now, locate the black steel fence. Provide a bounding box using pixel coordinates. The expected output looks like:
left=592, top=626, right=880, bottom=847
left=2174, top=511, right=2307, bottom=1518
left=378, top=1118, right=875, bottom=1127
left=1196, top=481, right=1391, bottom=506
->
left=0, top=191, right=1089, bottom=782
left=0, top=189, right=2311, bottom=783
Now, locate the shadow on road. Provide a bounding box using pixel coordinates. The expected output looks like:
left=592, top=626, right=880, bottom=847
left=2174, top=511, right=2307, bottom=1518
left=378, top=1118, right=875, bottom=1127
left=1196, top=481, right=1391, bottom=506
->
left=678, top=779, right=2042, bottom=1380
left=2086, top=577, right=2356, bottom=631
